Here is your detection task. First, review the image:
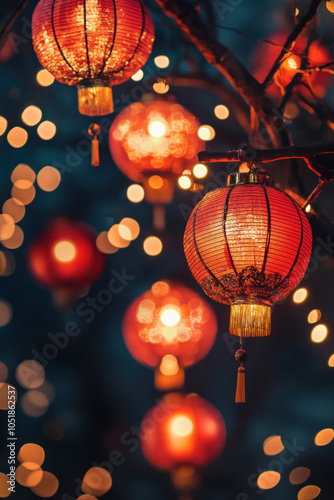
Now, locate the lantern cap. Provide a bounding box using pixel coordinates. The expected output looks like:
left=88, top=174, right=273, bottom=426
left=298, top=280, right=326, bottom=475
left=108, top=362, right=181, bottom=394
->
left=227, top=171, right=273, bottom=187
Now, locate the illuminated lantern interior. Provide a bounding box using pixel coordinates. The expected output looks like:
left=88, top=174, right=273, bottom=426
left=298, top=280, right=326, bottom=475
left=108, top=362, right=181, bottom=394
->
left=122, top=281, right=217, bottom=390
left=32, top=0, right=155, bottom=115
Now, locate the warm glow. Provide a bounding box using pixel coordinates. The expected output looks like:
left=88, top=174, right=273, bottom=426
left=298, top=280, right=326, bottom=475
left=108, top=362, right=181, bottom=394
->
left=37, top=120, right=56, bottom=140
left=305, top=204, right=311, bottom=213
left=263, top=435, right=284, bottom=455
left=239, top=162, right=250, bottom=173
left=327, top=1, right=334, bottom=13
left=7, top=126, right=28, bottom=148
left=160, top=355, right=179, bottom=376
left=3, top=198, right=25, bottom=223
left=143, top=236, right=163, bottom=256
left=170, top=415, right=194, bottom=437
left=131, top=69, right=144, bottom=81
left=96, top=231, right=118, bottom=254
left=36, top=69, right=55, bottom=86
left=21, top=105, right=42, bottom=126
left=53, top=240, right=76, bottom=262
left=178, top=176, right=192, bottom=190
left=0, top=362, right=8, bottom=381
left=117, top=224, right=132, bottom=241
left=0, top=471, right=11, bottom=497
left=160, top=307, right=181, bottom=327
left=0, top=299, right=12, bottom=327
left=154, top=55, right=170, bottom=68
left=257, top=471, right=281, bottom=489
left=297, top=485, right=321, bottom=500
left=108, top=225, right=130, bottom=248
left=16, top=360, right=45, bottom=389
left=308, top=309, right=321, bottom=323
left=119, top=218, right=140, bottom=241
left=16, top=462, right=43, bottom=487
left=148, top=175, right=164, bottom=189
left=289, top=467, right=311, bottom=485
left=193, top=163, right=208, bottom=179
left=214, top=104, right=229, bottom=120
left=311, top=324, right=328, bottom=343
left=151, top=281, right=170, bottom=296
left=198, top=125, right=215, bottom=141
left=293, top=288, right=308, bottom=303
left=0, top=214, right=15, bottom=241
left=11, top=185, right=36, bottom=205
left=328, top=354, right=334, bottom=367
left=148, top=120, right=166, bottom=137
left=284, top=56, right=300, bottom=70
left=11, top=163, right=36, bottom=187
left=0, top=116, right=8, bottom=136
left=127, top=184, right=145, bottom=203
left=37, top=166, right=61, bottom=191
left=18, top=443, right=45, bottom=465
left=81, top=467, right=112, bottom=496
left=1, top=226, right=24, bottom=249
left=153, top=81, right=169, bottom=94
left=31, top=471, right=59, bottom=497
left=314, top=428, right=334, bottom=446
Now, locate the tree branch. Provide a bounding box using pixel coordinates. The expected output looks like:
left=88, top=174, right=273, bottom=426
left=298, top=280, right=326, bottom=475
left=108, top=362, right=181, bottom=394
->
left=0, top=0, right=28, bottom=45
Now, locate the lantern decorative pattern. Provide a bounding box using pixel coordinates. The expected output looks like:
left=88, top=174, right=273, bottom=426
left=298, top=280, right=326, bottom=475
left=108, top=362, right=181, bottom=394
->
left=32, top=0, right=155, bottom=116
left=184, top=172, right=312, bottom=338
left=28, top=218, right=105, bottom=305
left=140, top=393, right=226, bottom=472
left=109, top=99, right=204, bottom=205
left=122, top=281, right=217, bottom=390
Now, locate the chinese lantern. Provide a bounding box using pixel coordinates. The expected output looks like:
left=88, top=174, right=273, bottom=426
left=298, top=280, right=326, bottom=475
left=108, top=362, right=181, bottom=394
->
left=252, top=32, right=332, bottom=100
left=109, top=98, right=204, bottom=228
left=122, top=281, right=217, bottom=390
left=183, top=170, right=312, bottom=402
left=28, top=218, right=105, bottom=307
left=32, top=0, right=154, bottom=116
left=140, top=393, right=225, bottom=494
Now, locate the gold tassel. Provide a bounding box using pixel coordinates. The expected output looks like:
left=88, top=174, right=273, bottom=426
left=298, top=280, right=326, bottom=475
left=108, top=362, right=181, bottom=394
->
left=235, top=366, right=246, bottom=403
left=88, top=124, right=101, bottom=167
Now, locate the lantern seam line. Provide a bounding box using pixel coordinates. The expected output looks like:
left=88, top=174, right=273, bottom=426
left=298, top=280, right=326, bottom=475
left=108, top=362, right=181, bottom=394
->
left=51, top=0, right=81, bottom=78
left=83, top=0, right=92, bottom=79
left=223, top=186, right=238, bottom=277
left=98, top=0, right=118, bottom=78
left=260, top=185, right=271, bottom=275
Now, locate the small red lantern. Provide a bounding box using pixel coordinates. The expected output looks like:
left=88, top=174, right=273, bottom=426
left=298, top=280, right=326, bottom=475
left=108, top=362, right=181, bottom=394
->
left=109, top=98, right=204, bottom=228
left=140, top=393, right=225, bottom=493
left=184, top=170, right=312, bottom=401
left=32, top=0, right=154, bottom=116
left=122, top=281, right=217, bottom=390
left=28, top=218, right=105, bottom=306
left=252, top=32, right=331, bottom=100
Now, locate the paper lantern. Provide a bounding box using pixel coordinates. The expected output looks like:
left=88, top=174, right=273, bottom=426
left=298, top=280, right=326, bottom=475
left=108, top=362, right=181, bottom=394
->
left=32, top=0, right=154, bottom=116
left=109, top=98, right=204, bottom=206
left=252, top=32, right=331, bottom=100
left=184, top=171, right=312, bottom=401
left=140, top=393, right=226, bottom=474
left=28, top=218, right=105, bottom=306
left=122, top=280, right=217, bottom=390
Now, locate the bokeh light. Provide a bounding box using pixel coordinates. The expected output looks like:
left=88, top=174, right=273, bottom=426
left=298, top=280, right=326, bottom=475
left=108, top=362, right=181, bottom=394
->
left=197, top=125, right=215, bottom=141
left=21, top=390, right=49, bottom=417
left=81, top=467, right=112, bottom=496
left=37, top=121, right=56, bottom=140
left=297, top=485, right=321, bottom=500
left=257, top=471, right=280, bottom=489
left=1, top=226, right=24, bottom=250
left=0, top=214, right=15, bottom=241
left=160, top=355, right=179, bottom=376
left=119, top=218, right=140, bottom=241
left=11, top=164, right=36, bottom=188
left=293, top=288, right=308, bottom=303
left=96, top=232, right=118, bottom=254
left=154, top=55, right=170, bottom=68
left=289, top=467, right=311, bottom=485
left=0, top=300, right=12, bottom=327
left=31, top=471, right=59, bottom=497
left=308, top=309, right=321, bottom=324
left=7, top=127, right=28, bottom=148
left=36, top=69, right=55, bottom=87
left=3, top=198, right=25, bottom=223
left=214, top=104, right=229, bottom=119
left=37, top=166, right=61, bottom=192
left=263, top=435, right=284, bottom=455
left=148, top=120, right=166, bottom=137
left=0, top=116, right=8, bottom=136
left=305, top=204, right=311, bottom=213
left=170, top=415, right=193, bottom=437
left=0, top=472, right=11, bottom=497
left=127, top=184, right=145, bottom=203
left=108, top=225, right=130, bottom=249
left=143, top=236, right=163, bottom=256
left=0, top=251, right=15, bottom=277
left=16, top=462, right=43, bottom=487
left=328, top=354, right=334, bottom=367
left=178, top=176, right=192, bottom=190
left=327, top=1, right=334, bottom=13
left=193, top=163, right=208, bottom=179
left=53, top=241, right=76, bottom=262
left=131, top=69, right=144, bottom=81
left=16, top=360, right=45, bottom=389
left=0, top=362, right=8, bottom=382
left=21, top=105, right=42, bottom=126
left=11, top=185, right=36, bottom=205
left=153, top=81, right=169, bottom=94
left=314, top=428, right=334, bottom=446
left=0, top=383, right=17, bottom=410
left=18, top=443, right=45, bottom=465
left=311, top=324, right=328, bottom=343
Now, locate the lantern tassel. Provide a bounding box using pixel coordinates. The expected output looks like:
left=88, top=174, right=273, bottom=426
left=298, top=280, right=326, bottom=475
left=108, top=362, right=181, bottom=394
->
left=88, top=123, right=101, bottom=167
left=235, top=366, right=246, bottom=403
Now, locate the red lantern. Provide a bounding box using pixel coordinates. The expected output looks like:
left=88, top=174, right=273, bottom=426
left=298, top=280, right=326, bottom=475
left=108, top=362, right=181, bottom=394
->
left=140, top=393, right=226, bottom=474
left=122, top=281, right=217, bottom=390
left=109, top=98, right=204, bottom=227
left=252, top=32, right=331, bottom=100
left=184, top=171, right=312, bottom=401
left=28, top=218, right=105, bottom=306
left=32, top=0, right=154, bottom=116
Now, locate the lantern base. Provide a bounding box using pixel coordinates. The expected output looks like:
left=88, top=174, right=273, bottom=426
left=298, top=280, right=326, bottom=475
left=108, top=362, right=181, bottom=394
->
left=143, top=175, right=175, bottom=204
left=229, top=303, right=271, bottom=337
left=78, top=83, right=113, bottom=116
left=154, top=365, right=185, bottom=391
left=171, top=466, right=200, bottom=494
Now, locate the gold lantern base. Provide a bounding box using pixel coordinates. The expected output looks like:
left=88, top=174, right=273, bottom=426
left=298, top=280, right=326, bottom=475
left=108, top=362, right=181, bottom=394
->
left=230, top=303, right=272, bottom=337
left=78, top=82, right=113, bottom=116
left=143, top=174, right=175, bottom=204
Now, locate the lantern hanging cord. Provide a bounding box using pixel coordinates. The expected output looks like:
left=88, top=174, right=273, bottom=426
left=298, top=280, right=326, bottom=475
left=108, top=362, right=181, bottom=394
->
left=0, top=0, right=29, bottom=44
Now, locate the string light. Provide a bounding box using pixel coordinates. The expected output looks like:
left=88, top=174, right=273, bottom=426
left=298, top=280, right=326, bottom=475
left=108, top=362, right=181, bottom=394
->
left=131, top=69, right=144, bottom=81
left=198, top=125, right=215, bottom=141
left=328, top=354, right=334, bottom=367
left=314, top=428, right=334, bottom=446
left=143, top=236, right=163, bottom=256
left=178, top=176, right=192, bottom=190
left=36, top=69, right=55, bottom=87
left=0, top=116, right=8, bottom=136
left=154, top=55, right=170, bottom=68
left=7, top=127, right=28, bottom=148
left=193, top=163, right=208, bottom=179
left=257, top=471, right=281, bottom=489
left=21, top=105, right=42, bottom=126
left=308, top=309, right=321, bottom=323
left=293, top=288, right=308, bottom=303
left=214, top=105, right=229, bottom=120
left=37, top=121, right=56, bottom=140
left=37, top=166, right=61, bottom=192
left=127, top=184, right=145, bottom=203
left=311, top=324, right=328, bottom=343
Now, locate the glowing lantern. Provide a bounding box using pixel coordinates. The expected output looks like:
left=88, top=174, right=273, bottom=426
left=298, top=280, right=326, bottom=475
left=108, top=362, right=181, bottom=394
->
left=109, top=98, right=204, bottom=228
left=140, top=393, right=225, bottom=493
left=122, top=281, right=217, bottom=390
left=184, top=170, right=312, bottom=401
left=252, top=32, right=332, bottom=100
left=32, top=0, right=154, bottom=116
left=28, top=218, right=105, bottom=306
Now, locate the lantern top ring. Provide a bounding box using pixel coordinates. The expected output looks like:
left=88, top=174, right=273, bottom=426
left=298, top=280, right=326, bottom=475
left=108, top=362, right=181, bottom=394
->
left=227, top=171, right=273, bottom=187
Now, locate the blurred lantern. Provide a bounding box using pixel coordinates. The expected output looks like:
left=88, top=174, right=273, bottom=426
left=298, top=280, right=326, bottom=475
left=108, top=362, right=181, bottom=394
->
left=140, top=393, right=225, bottom=495
left=32, top=0, right=154, bottom=116
left=28, top=218, right=105, bottom=307
left=252, top=32, right=332, bottom=101
left=0, top=32, right=15, bottom=63
left=109, top=98, right=204, bottom=229
left=122, top=281, right=217, bottom=390
left=184, top=169, right=312, bottom=402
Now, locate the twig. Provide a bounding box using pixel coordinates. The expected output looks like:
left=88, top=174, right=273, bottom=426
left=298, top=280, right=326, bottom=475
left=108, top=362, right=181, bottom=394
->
left=0, top=0, right=29, bottom=45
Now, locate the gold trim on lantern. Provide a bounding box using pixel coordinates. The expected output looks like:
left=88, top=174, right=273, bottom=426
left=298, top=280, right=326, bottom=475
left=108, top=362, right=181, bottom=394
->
left=229, top=303, right=272, bottom=337
left=78, top=81, right=113, bottom=116
left=227, top=171, right=273, bottom=187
